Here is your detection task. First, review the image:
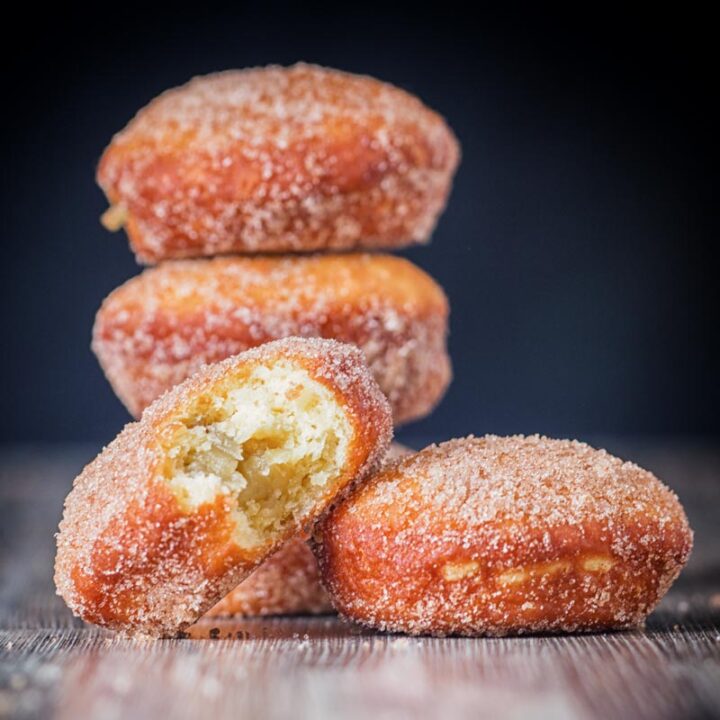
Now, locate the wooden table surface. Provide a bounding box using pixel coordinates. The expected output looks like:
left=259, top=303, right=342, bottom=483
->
left=1, top=440, right=719, bottom=719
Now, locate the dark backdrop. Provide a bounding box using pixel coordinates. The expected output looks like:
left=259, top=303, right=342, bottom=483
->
left=1, top=5, right=716, bottom=445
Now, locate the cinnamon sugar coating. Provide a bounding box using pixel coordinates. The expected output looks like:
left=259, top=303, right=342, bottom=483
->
left=314, top=435, right=693, bottom=636
left=93, top=254, right=450, bottom=426
left=97, top=63, right=460, bottom=263
left=203, top=536, right=331, bottom=618
left=55, top=338, right=392, bottom=637
left=203, top=442, right=412, bottom=618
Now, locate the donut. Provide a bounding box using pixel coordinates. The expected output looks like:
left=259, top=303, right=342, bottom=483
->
left=313, top=435, right=693, bottom=636
left=97, top=63, right=460, bottom=263
left=92, top=254, right=450, bottom=426
left=203, top=442, right=412, bottom=618
left=55, top=338, right=392, bottom=636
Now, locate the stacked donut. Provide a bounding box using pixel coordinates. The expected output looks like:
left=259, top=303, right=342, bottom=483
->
left=90, top=64, right=459, bottom=618
left=56, top=63, right=692, bottom=638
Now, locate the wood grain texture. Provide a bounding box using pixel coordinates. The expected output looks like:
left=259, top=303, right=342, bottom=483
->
left=1, top=442, right=719, bottom=720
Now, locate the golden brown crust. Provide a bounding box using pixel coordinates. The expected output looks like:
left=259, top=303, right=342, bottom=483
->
left=203, top=442, right=412, bottom=618
left=203, top=536, right=331, bottom=617
left=55, top=338, right=393, bottom=637
left=92, top=254, right=450, bottom=426
left=313, top=435, right=693, bottom=637
left=97, top=63, right=460, bottom=263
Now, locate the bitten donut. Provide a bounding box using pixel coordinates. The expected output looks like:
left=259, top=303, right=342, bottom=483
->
left=204, top=442, right=412, bottom=618
left=314, top=435, right=693, bottom=637
left=55, top=338, right=392, bottom=637
left=92, top=254, right=451, bottom=426
left=97, top=63, right=460, bottom=263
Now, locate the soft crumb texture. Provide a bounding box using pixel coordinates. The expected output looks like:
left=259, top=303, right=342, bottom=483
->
left=314, top=435, right=693, bottom=637
left=203, top=442, right=412, bottom=618
left=54, top=338, right=393, bottom=637
left=93, top=254, right=450, bottom=425
left=97, top=63, right=460, bottom=263
left=166, top=362, right=350, bottom=548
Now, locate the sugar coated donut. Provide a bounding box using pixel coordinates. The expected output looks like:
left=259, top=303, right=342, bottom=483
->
left=92, top=254, right=450, bottom=426
left=55, top=338, right=392, bottom=636
left=97, top=63, right=460, bottom=263
left=203, top=442, right=412, bottom=618
left=314, top=435, right=693, bottom=636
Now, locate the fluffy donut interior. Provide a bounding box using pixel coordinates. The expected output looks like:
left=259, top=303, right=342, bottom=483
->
left=163, top=362, right=351, bottom=548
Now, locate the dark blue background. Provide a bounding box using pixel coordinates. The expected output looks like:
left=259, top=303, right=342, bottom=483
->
left=2, top=6, right=716, bottom=444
